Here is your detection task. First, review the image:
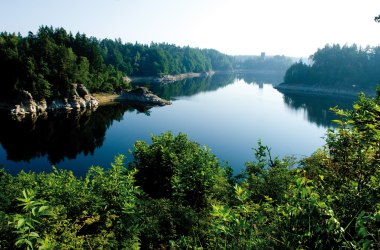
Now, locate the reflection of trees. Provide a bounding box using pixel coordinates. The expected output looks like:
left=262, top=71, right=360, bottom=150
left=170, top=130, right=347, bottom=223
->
left=281, top=92, right=355, bottom=127
left=132, top=73, right=235, bottom=99
left=235, top=72, right=285, bottom=86
left=0, top=104, right=148, bottom=164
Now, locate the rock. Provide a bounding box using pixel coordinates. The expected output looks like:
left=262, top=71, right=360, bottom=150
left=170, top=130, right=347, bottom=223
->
left=123, top=76, right=132, bottom=83
left=9, top=83, right=99, bottom=120
left=87, top=96, right=99, bottom=109
left=77, top=84, right=90, bottom=97
left=20, top=90, right=37, bottom=113
left=11, top=105, right=26, bottom=116
left=121, top=87, right=171, bottom=106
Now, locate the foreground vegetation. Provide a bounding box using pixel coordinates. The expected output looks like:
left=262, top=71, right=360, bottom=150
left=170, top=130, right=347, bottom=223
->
left=0, top=91, right=379, bottom=249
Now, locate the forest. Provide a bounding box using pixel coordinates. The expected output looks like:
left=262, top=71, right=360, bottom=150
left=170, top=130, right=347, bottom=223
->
left=283, top=44, right=380, bottom=93
left=0, top=26, right=233, bottom=101
left=0, top=89, right=379, bottom=249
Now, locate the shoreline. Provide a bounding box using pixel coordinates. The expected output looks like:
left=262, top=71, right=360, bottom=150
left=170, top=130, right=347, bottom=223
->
left=128, top=71, right=215, bottom=83
left=275, top=83, right=375, bottom=98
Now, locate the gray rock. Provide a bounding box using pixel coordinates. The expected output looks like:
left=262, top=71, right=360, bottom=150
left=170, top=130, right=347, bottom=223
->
left=121, top=87, right=171, bottom=106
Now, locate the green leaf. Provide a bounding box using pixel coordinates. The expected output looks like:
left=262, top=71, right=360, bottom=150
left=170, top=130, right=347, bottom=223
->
left=332, top=120, right=344, bottom=125
left=38, top=206, right=49, bottom=213
left=28, top=231, right=39, bottom=238
left=32, top=207, right=38, bottom=216
left=17, top=218, right=25, bottom=229
left=358, top=226, right=368, bottom=237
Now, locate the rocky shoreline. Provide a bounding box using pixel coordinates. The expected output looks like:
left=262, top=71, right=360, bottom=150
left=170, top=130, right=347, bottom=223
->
left=3, top=71, right=209, bottom=119
left=118, top=87, right=171, bottom=105
left=5, top=84, right=171, bottom=120
left=9, top=84, right=99, bottom=118
left=95, top=87, right=171, bottom=106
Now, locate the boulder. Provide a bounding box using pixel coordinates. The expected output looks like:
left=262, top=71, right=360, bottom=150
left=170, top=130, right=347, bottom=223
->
left=77, top=84, right=90, bottom=97
left=11, top=105, right=26, bottom=116
left=122, top=87, right=171, bottom=106
left=37, top=99, right=47, bottom=112
left=20, top=90, right=37, bottom=113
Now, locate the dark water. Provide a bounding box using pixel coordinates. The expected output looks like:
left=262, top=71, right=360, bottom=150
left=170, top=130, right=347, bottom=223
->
left=0, top=73, right=355, bottom=176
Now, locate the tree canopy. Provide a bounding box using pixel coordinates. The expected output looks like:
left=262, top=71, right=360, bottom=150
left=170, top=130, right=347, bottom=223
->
left=0, top=26, right=234, bottom=101
left=283, top=44, right=380, bottom=93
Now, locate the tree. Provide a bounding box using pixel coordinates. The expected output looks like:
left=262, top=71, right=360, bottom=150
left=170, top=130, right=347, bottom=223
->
left=130, top=132, right=230, bottom=209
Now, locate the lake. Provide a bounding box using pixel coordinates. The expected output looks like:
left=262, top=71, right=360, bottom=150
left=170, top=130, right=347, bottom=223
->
left=0, top=73, right=355, bottom=176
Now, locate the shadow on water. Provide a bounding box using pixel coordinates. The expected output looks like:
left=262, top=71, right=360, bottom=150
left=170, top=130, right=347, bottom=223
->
left=0, top=73, right=235, bottom=172
left=0, top=104, right=149, bottom=166
left=281, top=92, right=356, bottom=128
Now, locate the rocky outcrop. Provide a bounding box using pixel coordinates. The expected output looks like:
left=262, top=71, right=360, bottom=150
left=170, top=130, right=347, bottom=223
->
left=11, top=84, right=99, bottom=117
left=119, top=87, right=171, bottom=106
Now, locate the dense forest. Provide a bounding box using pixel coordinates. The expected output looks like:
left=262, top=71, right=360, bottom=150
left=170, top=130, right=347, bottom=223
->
left=0, top=26, right=233, bottom=101
left=283, top=44, right=380, bottom=93
left=0, top=90, right=379, bottom=249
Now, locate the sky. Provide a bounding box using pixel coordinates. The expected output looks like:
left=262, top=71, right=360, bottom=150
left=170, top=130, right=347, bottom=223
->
left=1, top=0, right=380, bottom=57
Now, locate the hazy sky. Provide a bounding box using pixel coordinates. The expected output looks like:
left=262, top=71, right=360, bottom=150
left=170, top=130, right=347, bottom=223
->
left=1, top=0, right=380, bottom=57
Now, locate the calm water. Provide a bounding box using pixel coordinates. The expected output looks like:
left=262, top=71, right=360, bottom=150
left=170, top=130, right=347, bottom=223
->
left=0, top=73, right=355, bottom=176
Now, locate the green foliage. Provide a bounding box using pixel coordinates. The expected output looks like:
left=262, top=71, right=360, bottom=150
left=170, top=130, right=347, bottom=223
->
left=0, top=26, right=127, bottom=100
left=242, top=140, right=295, bottom=203
left=0, top=26, right=233, bottom=101
left=283, top=61, right=313, bottom=84
left=1, top=92, right=380, bottom=248
left=283, top=44, right=380, bottom=94
left=130, top=132, right=231, bottom=209
left=9, top=189, right=55, bottom=250
left=128, top=132, right=233, bottom=248
left=0, top=155, right=142, bottom=249
left=100, top=40, right=233, bottom=76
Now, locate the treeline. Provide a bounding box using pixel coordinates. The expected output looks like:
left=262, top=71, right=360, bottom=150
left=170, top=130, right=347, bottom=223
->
left=235, top=54, right=294, bottom=72
left=0, top=91, right=379, bottom=249
left=0, top=26, right=233, bottom=100
left=283, top=44, right=380, bottom=92
left=0, top=27, right=126, bottom=100
left=101, top=40, right=234, bottom=76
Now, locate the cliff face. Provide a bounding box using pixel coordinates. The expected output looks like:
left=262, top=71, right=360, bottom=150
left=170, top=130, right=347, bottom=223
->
left=10, top=84, right=99, bottom=118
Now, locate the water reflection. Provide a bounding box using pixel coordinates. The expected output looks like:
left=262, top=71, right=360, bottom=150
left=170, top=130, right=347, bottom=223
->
left=0, top=74, right=236, bottom=169
left=0, top=72, right=358, bottom=175
left=131, top=73, right=235, bottom=99
left=281, top=92, right=355, bottom=127
left=0, top=104, right=147, bottom=165
left=235, top=71, right=284, bottom=86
